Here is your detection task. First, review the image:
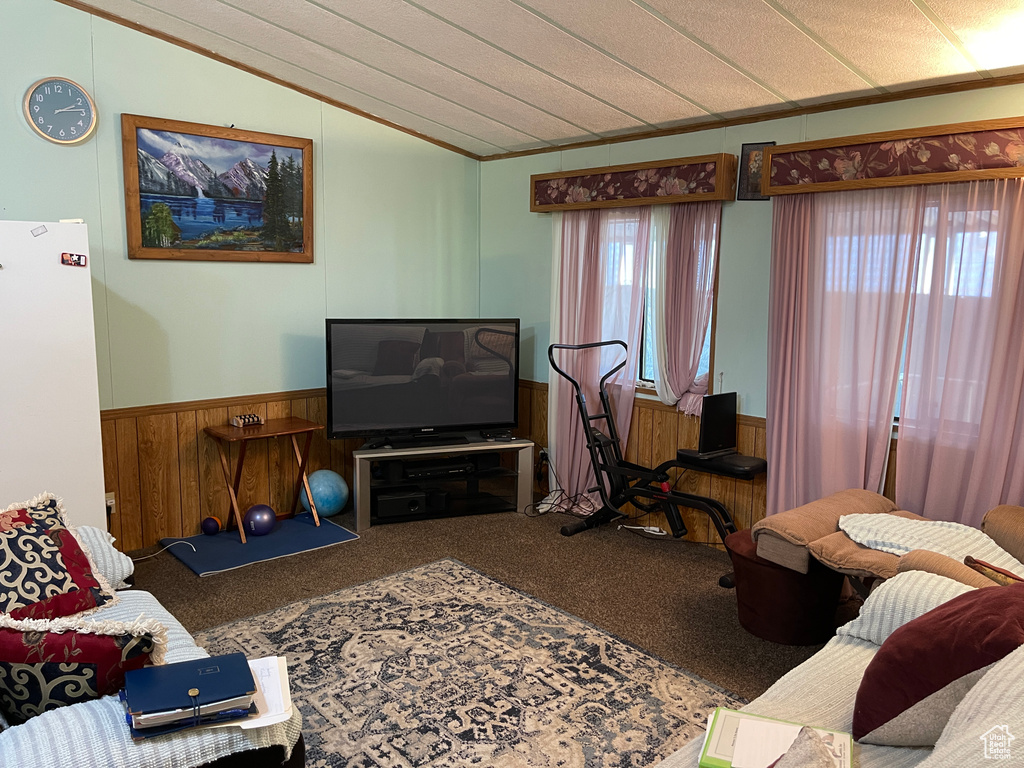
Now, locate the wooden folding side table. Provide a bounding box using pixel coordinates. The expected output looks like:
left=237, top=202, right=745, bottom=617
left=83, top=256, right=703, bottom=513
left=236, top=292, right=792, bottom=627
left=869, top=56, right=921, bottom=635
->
left=203, top=417, right=323, bottom=543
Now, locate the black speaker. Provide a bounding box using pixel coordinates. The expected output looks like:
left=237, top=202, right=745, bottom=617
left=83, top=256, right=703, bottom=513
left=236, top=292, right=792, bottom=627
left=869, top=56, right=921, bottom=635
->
left=375, top=489, right=427, bottom=519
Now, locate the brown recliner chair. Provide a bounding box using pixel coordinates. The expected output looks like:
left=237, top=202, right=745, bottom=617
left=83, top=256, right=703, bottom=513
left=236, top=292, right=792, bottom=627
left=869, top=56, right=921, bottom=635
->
left=727, top=490, right=1024, bottom=644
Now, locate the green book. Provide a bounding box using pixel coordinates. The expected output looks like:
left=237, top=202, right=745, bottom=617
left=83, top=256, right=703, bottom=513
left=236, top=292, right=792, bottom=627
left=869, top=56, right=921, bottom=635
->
left=699, top=707, right=852, bottom=768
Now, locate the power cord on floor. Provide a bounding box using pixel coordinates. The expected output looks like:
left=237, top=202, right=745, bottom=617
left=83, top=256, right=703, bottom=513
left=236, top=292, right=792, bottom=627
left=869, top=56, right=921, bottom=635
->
left=523, top=447, right=600, bottom=520
left=131, top=540, right=197, bottom=562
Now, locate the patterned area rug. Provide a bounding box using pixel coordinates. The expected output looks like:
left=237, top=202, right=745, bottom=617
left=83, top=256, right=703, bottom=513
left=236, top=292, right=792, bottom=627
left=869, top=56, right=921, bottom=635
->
left=195, top=559, right=743, bottom=768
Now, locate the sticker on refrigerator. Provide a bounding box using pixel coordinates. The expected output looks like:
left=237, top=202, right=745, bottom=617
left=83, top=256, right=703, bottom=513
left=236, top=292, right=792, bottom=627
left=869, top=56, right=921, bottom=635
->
left=61, top=253, right=87, bottom=267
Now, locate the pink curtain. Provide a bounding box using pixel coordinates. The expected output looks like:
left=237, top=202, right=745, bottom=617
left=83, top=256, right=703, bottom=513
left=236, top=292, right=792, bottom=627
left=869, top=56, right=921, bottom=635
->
left=895, top=179, right=1024, bottom=526
left=766, top=188, right=921, bottom=516
left=550, top=207, right=650, bottom=504
left=655, top=201, right=722, bottom=415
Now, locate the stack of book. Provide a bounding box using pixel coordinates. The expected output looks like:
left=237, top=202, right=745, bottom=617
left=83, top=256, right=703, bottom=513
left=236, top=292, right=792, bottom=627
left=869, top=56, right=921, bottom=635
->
left=121, top=652, right=258, bottom=740
left=699, top=708, right=852, bottom=768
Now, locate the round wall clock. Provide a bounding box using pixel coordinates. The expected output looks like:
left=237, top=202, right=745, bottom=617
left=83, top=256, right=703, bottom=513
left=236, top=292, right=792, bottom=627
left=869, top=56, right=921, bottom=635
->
left=23, top=77, right=98, bottom=145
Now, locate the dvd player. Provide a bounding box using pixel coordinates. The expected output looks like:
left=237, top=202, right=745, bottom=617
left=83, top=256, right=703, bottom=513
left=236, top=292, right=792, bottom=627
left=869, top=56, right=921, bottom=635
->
left=403, top=460, right=476, bottom=480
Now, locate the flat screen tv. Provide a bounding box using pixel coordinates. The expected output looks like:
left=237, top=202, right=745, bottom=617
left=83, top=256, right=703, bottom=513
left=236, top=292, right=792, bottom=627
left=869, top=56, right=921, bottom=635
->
left=325, top=318, right=520, bottom=444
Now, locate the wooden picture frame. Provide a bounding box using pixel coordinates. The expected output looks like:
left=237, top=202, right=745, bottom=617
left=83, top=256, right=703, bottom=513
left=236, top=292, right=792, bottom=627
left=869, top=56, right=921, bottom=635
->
left=737, top=142, right=774, bottom=201
left=121, top=114, right=313, bottom=262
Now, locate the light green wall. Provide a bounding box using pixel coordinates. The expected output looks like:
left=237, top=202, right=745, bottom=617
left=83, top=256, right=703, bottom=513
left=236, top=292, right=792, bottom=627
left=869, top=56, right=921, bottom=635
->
left=7, top=0, right=1024, bottom=418
left=1, top=0, right=479, bottom=410
left=480, top=84, right=1024, bottom=417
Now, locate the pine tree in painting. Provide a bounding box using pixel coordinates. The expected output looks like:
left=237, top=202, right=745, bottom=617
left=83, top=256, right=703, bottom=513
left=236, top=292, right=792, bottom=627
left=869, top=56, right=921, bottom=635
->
left=262, top=150, right=290, bottom=250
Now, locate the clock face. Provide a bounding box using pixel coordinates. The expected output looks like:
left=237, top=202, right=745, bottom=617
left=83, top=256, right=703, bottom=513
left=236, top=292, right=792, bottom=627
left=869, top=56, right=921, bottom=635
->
left=23, top=77, right=97, bottom=145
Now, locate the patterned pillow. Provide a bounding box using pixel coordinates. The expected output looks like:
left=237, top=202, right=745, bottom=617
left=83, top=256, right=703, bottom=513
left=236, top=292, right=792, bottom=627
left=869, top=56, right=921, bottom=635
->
left=1, top=493, right=117, bottom=619
left=0, top=611, right=165, bottom=723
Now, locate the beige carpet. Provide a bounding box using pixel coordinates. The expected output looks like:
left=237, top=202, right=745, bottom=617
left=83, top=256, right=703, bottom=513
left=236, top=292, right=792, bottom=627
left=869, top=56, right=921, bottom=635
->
left=195, top=559, right=743, bottom=768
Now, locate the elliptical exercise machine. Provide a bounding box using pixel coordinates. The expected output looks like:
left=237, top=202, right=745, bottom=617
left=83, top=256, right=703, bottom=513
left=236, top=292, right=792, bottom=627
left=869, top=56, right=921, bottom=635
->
left=548, top=340, right=738, bottom=544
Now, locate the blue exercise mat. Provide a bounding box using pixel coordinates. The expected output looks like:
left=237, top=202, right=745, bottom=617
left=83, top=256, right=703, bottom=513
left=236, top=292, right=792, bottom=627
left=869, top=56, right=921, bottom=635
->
left=159, top=512, right=358, bottom=577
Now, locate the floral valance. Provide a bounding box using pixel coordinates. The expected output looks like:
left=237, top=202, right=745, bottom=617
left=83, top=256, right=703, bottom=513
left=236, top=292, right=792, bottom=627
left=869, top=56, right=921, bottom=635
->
left=530, top=153, right=736, bottom=212
left=764, top=116, right=1024, bottom=196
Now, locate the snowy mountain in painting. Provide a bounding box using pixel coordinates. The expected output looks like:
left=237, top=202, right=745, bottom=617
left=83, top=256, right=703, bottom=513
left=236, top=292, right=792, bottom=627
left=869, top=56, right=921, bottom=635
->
left=160, top=150, right=233, bottom=199
left=136, top=149, right=195, bottom=196
left=217, top=158, right=267, bottom=201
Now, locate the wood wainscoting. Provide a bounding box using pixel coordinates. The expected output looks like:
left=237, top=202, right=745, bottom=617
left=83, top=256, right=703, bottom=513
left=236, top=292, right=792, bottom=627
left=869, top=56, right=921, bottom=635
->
left=99, top=380, right=765, bottom=551
left=621, top=394, right=766, bottom=549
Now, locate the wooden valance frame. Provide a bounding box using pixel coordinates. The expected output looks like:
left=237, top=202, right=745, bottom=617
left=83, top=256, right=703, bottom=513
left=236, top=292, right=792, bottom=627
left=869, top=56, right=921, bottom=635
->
left=530, top=153, right=736, bottom=212
left=763, top=115, right=1024, bottom=196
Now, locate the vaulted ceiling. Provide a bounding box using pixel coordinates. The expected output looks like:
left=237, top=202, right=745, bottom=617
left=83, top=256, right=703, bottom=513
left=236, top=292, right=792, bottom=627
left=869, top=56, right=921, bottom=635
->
left=66, top=0, right=1024, bottom=159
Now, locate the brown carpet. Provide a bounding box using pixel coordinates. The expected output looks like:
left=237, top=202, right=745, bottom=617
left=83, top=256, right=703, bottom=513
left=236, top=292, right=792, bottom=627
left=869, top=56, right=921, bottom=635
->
left=130, top=509, right=822, bottom=702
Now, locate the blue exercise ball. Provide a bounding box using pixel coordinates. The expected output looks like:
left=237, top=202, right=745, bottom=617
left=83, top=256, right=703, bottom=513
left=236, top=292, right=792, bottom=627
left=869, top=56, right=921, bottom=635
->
left=243, top=504, right=276, bottom=536
left=201, top=516, right=222, bottom=536
left=301, top=469, right=349, bottom=517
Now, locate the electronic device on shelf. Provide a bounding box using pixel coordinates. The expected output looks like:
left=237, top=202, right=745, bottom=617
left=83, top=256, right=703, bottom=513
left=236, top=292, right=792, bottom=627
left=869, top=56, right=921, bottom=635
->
left=403, top=460, right=476, bottom=480
left=697, top=392, right=738, bottom=458
left=325, top=317, right=520, bottom=447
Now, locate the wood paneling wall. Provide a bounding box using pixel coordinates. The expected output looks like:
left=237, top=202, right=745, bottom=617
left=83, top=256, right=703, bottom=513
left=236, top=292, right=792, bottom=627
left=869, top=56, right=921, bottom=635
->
left=619, top=395, right=766, bottom=549
left=99, top=381, right=765, bottom=552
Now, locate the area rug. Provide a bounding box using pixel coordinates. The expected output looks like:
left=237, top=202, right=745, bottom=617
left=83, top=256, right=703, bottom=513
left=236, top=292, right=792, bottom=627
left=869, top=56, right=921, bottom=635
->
left=160, top=512, right=358, bottom=576
left=195, top=559, right=743, bottom=768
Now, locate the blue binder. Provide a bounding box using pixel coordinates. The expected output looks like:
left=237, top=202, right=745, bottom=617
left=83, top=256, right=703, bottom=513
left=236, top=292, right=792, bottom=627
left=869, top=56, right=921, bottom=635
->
left=123, top=652, right=257, bottom=730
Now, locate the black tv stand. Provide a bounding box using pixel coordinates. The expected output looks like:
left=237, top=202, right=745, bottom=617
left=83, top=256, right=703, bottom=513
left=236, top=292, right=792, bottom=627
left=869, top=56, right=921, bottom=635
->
left=352, top=436, right=535, bottom=531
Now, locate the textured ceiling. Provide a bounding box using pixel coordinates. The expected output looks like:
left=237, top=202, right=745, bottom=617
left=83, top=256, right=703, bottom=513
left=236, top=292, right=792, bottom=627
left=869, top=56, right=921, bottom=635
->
left=67, top=0, right=1024, bottom=158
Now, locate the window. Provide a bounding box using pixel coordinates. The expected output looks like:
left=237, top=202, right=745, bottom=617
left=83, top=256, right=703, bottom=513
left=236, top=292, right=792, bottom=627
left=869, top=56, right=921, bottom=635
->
left=598, top=207, right=716, bottom=390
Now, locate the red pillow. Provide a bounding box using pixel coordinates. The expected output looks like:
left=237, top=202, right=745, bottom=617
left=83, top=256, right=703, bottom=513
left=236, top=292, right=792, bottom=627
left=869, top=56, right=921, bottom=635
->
left=853, top=581, right=1024, bottom=746
left=0, top=613, right=164, bottom=723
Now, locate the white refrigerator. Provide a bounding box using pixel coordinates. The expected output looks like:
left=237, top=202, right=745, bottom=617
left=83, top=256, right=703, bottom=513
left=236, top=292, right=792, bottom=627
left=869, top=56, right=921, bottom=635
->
left=0, top=220, right=107, bottom=530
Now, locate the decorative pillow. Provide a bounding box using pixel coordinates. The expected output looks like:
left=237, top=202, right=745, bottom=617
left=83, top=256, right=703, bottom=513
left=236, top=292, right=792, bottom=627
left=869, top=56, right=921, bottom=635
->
left=837, top=570, right=975, bottom=646
left=853, top=581, right=1024, bottom=746
left=917, top=643, right=1024, bottom=767
left=372, top=339, right=420, bottom=375
left=1, top=493, right=117, bottom=619
left=964, top=555, right=1024, bottom=586
left=76, top=525, right=134, bottom=590
left=0, top=611, right=165, bottom=723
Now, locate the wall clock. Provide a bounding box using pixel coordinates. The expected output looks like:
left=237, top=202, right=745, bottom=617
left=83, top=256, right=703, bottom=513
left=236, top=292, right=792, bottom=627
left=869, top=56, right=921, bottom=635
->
left=23, top=77, right=97, bottom=145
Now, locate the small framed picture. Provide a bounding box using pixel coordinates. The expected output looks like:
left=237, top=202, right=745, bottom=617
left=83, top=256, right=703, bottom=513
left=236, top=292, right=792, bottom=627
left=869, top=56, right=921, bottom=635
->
left=61, top=252, right=87, bottom=267
left=737, top=142, right=775, bottom=201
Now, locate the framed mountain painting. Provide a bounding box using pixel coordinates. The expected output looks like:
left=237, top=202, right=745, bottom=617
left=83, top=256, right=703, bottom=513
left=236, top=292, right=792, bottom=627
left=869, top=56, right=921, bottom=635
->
left=121, top=114, right=313, bottom=262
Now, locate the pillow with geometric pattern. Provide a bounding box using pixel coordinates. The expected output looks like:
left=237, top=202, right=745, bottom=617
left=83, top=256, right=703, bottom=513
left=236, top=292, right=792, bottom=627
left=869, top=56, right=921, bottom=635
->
left=1, top=493, right=117, bottom=619
left=0, top=611, right=166, bottom=723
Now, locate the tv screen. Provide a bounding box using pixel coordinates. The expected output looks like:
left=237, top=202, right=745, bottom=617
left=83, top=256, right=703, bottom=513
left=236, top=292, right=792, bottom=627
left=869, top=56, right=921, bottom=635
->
left=325, top=318, right=520, bottom=441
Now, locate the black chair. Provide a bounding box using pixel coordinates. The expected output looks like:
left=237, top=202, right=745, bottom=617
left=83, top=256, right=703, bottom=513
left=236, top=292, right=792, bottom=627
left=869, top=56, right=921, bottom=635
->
left=548, top=340, right=738, bottom=543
